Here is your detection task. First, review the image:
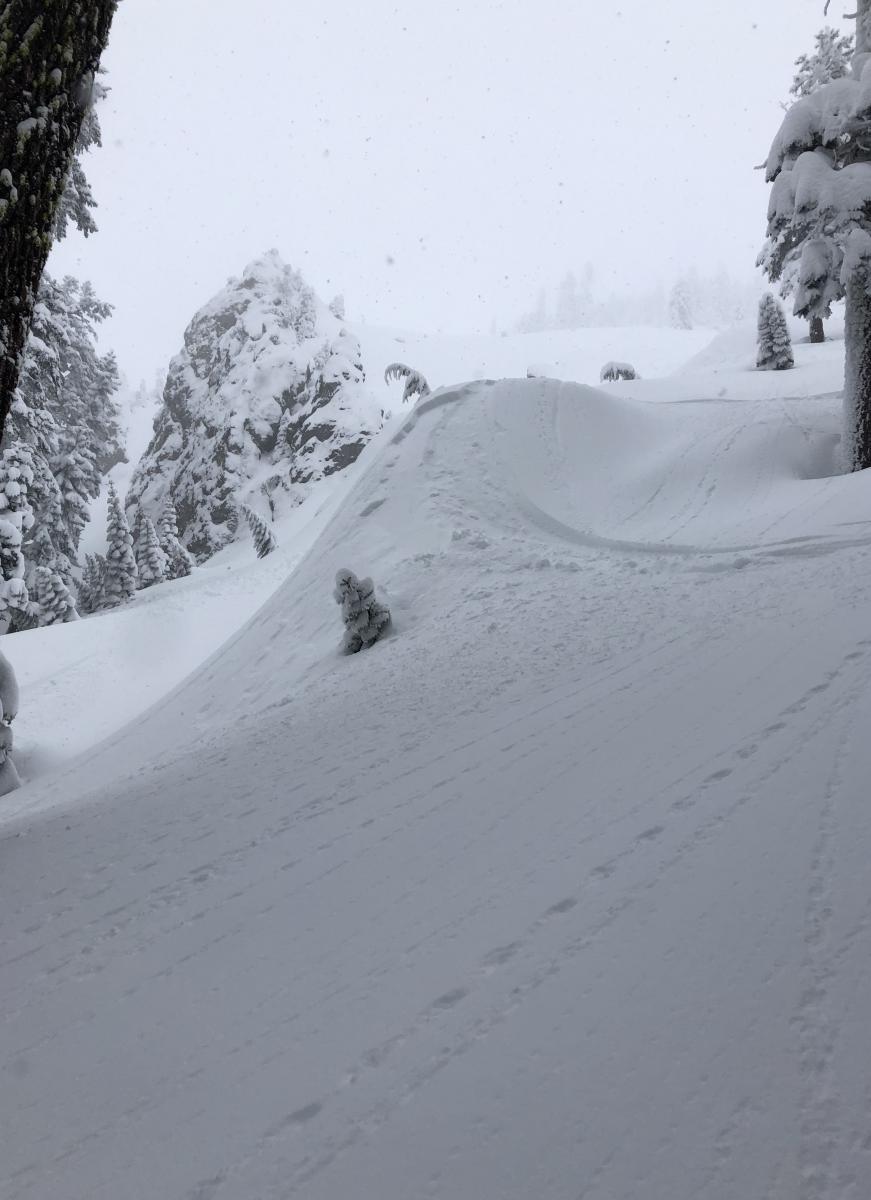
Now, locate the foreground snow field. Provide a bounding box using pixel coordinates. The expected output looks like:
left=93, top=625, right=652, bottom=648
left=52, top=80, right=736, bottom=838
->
left=3, top=323, right=871, bottom=1200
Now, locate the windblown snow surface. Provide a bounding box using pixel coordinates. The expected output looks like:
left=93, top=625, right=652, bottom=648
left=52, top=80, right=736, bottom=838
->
left=4, top=322, right=871, bottom=1200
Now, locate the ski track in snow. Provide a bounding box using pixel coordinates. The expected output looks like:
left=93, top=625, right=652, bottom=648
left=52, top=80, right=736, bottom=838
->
left=2, top=332, right=871, bottom=1199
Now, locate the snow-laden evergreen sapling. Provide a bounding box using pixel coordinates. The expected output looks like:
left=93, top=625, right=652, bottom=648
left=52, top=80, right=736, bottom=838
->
left=791, top=25, right=854, bottom=98
left=334, top=569, right=391, bottom=654
left=240, top=505, right=277, bottom=559
left=35, top=567, right=79, bottom=625
left=78, top=553, right=107, bottom=615
left=103, top=482, right=138, bottom=607
left=384, top=363, right=431, bottom=403
left=137, top=517, right=168, bottom=589
left=130, top=505, right=145, bottom=570
left=756, top=295, right=794, bottom=371
left=763, top=1, right=871, bottom=467
left=759, top=25, right=856, bottom=344
left=158, top=498, right=194, bottom=579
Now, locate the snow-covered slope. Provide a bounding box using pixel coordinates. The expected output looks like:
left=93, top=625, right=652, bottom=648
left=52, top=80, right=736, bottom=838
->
left=3, top=326, right=871, bottom=1200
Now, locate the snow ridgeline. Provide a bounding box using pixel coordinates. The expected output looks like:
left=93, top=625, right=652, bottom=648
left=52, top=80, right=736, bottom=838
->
left=127, top=250, right=384, bottom=561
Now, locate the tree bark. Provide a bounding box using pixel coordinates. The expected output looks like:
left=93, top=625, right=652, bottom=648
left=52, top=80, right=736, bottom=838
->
left=809, top=316, right=825, bottom=344
left=0, top=1, right=117, bottom=445
left=843, top=273, right=871, bottom=470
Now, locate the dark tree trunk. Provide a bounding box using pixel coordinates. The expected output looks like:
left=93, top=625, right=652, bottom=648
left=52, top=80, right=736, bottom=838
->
left=0, top=1, right=117, bottom=445
left=844, top=273, right=871, bottom=470
left=809, top=316, right=825, bottom=344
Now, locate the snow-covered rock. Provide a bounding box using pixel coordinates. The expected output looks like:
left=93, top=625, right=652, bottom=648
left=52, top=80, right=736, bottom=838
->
left=127, top=250, right=383, bottom=560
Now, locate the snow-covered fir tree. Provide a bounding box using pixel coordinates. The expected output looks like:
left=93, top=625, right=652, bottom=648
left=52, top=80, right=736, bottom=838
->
left=127, top=252, right=382, bottom=560
left=790, top=25, right=854, bottom=99
left=137, top=517, right=168, bottom=588
left=760, top=26, right=857, bottom=344
left=756, top=294, right=794, bottom=371
left=3, top=75, right=123, bottom=598
left=334, top=569, right=391, bottom=654
left=0, top=445, right=35, bottom=633
left=129, top=506, right=146, bottom=572
left=240, top=505, right=277, bottom=559
left=103, top=483, right=138, bottom=607
left=34, top=566, right=79, bottom=625
left=158, top=499, right=194, bottom=579
left=763, top=1, right=871, bottom=468
left=668, top=280, right=693, bottom=330
left=329, top=294, right=345, bottom=320
left=78, top=553, right=107, bottom=615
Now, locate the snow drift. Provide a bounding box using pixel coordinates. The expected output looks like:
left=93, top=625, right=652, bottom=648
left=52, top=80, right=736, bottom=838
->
left=4, top=335, right=871, bottom=1200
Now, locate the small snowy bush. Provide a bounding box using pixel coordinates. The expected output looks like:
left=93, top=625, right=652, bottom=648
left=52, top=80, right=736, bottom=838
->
left=334, top=568, right=391, bottom=654
left=384, top=362, right=431, bottom=403
left=756, top=294, right=794, bottom=371
left=600, top=361, right=638, bottom=382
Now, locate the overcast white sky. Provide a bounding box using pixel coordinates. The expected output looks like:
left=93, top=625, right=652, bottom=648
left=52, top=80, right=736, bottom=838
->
left=49, top=0, right=851, bottom=385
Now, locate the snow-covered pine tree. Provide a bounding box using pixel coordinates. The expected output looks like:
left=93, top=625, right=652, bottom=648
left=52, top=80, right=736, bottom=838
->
left=130, top=505, right=146, bottom=571
left=78, top=552, right=107, bottom=615
left=158, top=498, right=195, bottom=579
left=668, top=281, right=693, bottom=330
left=0, top=1, right=118, bottom=440
left=764, top=1, right=871, bottom=468
left=127, top=254, right=382, bottom=560
left=29, top=524, right=73, bottom=586
left=51, top=436, right=100, bottom=556
left=334, top=569, right=391, bottom=654
left=329, top=294, right=345, bottom=320
left=756, top=294, right=794, bottom=370
left=103, top=482, right=137, bottom=606
left=34, top=566, right=78, bottom=625
left=4, top=66, right=122, bottom=589
left=9, top=273, right=120, bottom=583
left=137, top=516, right=168, bottom=588
left=790, top=25, right=854, bottom=99
left=760, top=26, right=857, bottom=344
left=0, top=444, right=35, bottom=633
left=240, top=504, right=277, bottom=558
left=384, top=363, right=431, bottom=403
